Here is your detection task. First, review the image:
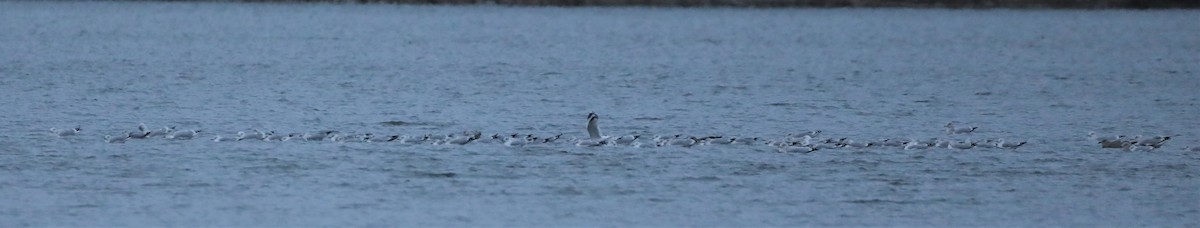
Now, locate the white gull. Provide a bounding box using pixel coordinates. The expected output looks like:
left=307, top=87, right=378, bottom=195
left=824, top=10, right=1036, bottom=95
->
left=50, top=127, right=81, bottom=137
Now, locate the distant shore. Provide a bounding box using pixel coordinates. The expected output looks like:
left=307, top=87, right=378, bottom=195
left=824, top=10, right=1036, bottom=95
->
left=221, top=0, right=1197, bottom=8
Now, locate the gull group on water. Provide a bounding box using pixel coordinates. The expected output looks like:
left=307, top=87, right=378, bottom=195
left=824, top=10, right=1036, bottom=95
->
left=58, top=114, right=1037, bottom=153
left=1090, top=131, right=1173, bottom=152
left=63, top=114, right=1200, bottom=154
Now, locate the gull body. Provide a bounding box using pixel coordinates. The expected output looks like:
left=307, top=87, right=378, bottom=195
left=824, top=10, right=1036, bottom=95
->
left=947, top=140, right=975, bottom=149
left=541, top=134, right=563, bottom=144
left=237, top=130, right=267, bottom=141
left=880, top=138, right=907, bottom=147
left=504, top=135, right=527, bottom=147
left=443, top=135, right=477, bottom=145
left=705, top=136, right=735, bottom=145
left=399, top=135, right=428, bottom=144
left=996, top=139, right=1026, bottom=149
left=945, top=122, right=978, bottom=134
left=665, top=137, right=700, bottom=147
left=104, top=132, right=130, bottom=143
left=212, top=135, right=237, bottom=142
left=973, top=139, right=997, bottom=149
left=841, top=140, right=874, bottom=149
left=1133, top=135, right=1171, bottom=148
left=586, top=112, right=602, bottom=139
left=303, top=131, right=335, bottom=142
left=731, top=137, right=759, bottom=145
left=167, top=130, right=200, bottom=140
left=146, top=126, right=176, bottom=138
left=366, top=134, right=399, bottom=143
left=50, top=127, right=81, bottom=137
left=1124, top=144, right=1154, bottom=152
left=265, top=132, right=297, bottom=142
left=778, top=145, right=818, bottom=153
left=904, top=141, right=930, bottom=150
left=612, top=135, right=641, bottom=145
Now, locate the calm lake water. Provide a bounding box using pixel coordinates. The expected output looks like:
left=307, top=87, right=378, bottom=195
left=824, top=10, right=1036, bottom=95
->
left=1, top=2, right=1198, bottom=226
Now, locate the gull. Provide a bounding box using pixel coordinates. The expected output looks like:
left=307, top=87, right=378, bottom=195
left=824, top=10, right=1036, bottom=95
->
left=947, top=140, right=975, bottom=149
left=442, top=135, right=477, bottom=145
left=996, top=139, right=1026, bottom=149
left=328, top=133, right=349, bottom=143
left=704, top=136, right=734, bottom=145
left=265, top=132, right=298, bottom=142
left=652, top=135, right=679, bottom=145
left=777, top=145, right=818, bottom=153
left=399, top=135, right=428, bottom=144
left=904, top=141, right=930, bottom=150
left=366, top=134, right=399, bottom=143
left=801, top=135, right=838, bottom=146
left=212, top=135, right=237, bottom=142
left=541, top=134, right=563, bottom=144
left=731, top=137, right=759, bottom=145
left=484, top=134, right=505, bottom=143
left=945, top=122, right=978, bottom=134
left=612, top=135, right=641, bottom=145
left=934, top=139, right=952, bottom=148
left=50, top=127, right=81, bottom=137
left=879, top=138, right=907, bottom=147
left=302, top=131, right=335, bottom=142
left=841, top=140, right=874, bottom=149
left=138, top=123, right=175, bottom=138
left=1124, top=144, right=1154, bottom=152
left=664, top=137, right=700, bottom=147
left=764, top=140, right=791, bottom=147
left=146, top=126, right=177, bottom=138
left=237, top=130, right=267, bottom=141
left=167, top=130, right=200, bottom=140
left=104, top=132, right=130, bottom=143
left=586, top=112, right=603, bottom=139
left=461, top=130, right=483, bottom=141
left=1133, top=135, right=1171, bottom=148
left=913, top=138, right=939, bottom=146
left=128, top=131, right=151, bottom=139
left=786, top=131, right=823, bottom=142
left=503, top=135, right=527, bottom=147
left=973, top=139, right=997, bottom=149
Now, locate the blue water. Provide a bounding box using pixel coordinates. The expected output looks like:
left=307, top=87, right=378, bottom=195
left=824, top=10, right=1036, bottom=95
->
left=1, top=2, right=1198, bottom=226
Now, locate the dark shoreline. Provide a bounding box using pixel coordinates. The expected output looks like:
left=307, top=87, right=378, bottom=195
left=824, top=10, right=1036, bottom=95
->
left=171, top=0, right=1199, bottom=9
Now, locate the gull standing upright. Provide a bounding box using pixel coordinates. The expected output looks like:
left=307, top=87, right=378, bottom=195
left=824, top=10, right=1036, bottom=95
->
left=587, top=112, right=602, bottom=139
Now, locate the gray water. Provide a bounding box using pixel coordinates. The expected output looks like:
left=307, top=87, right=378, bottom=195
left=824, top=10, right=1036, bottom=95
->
left=1, top=2, right=1198, bottom=226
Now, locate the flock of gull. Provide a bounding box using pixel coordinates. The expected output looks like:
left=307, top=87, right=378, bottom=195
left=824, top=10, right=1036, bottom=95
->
left=49, top=112, right=1193, bottom=153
